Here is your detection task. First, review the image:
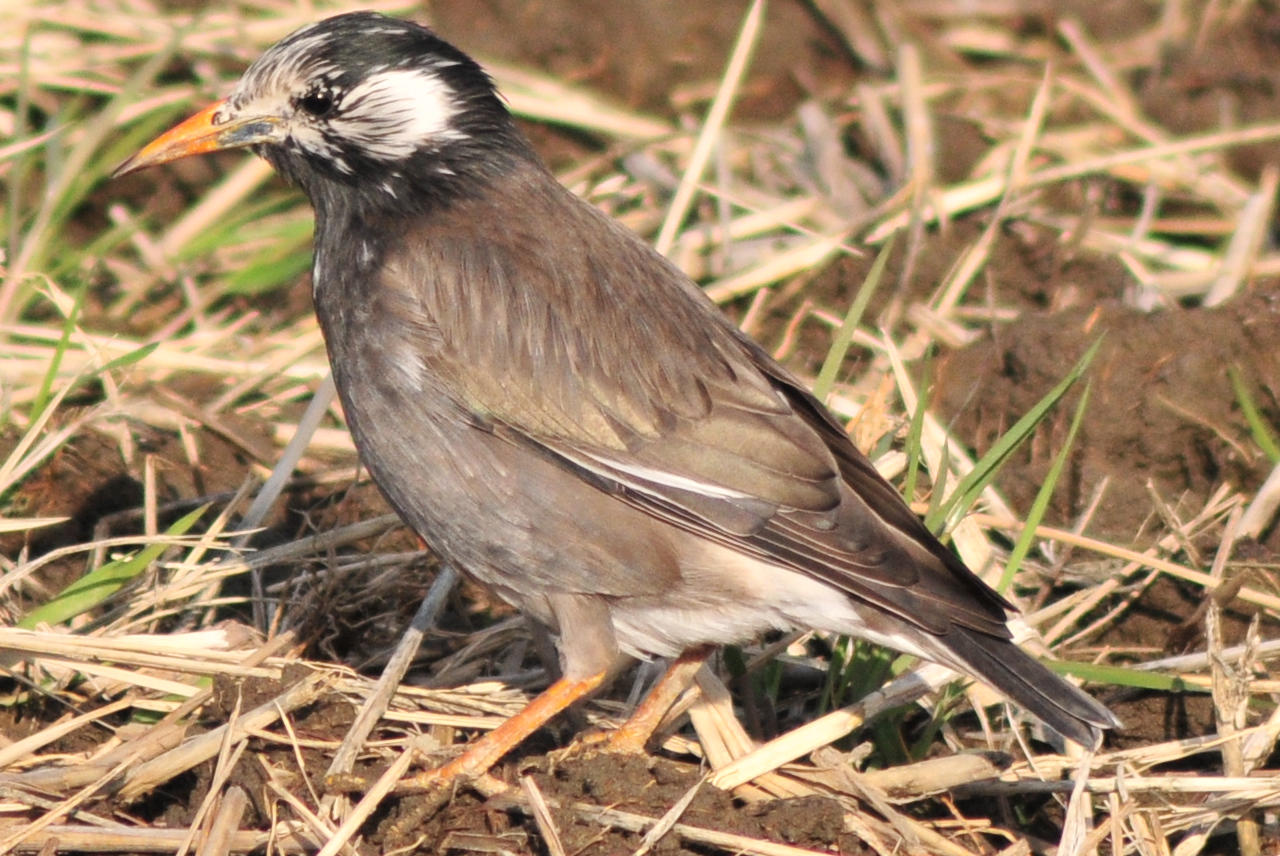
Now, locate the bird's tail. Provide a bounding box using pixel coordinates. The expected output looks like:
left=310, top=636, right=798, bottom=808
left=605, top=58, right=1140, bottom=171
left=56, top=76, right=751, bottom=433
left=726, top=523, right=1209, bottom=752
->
left=940, top=626, right=1120, bottom=748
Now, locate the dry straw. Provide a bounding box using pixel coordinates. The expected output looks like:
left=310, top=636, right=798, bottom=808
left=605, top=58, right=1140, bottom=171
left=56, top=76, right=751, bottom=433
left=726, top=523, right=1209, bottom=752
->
left=3, top=1, right=1279, bottom=855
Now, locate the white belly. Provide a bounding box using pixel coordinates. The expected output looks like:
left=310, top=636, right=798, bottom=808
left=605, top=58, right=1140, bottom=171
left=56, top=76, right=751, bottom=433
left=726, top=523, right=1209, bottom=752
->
left=607, top=540, right=939, bottom=662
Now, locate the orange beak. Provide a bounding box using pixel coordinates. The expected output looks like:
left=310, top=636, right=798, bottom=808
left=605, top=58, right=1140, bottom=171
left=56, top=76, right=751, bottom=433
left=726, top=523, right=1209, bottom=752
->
left=114, top=99, right=283, bottom=177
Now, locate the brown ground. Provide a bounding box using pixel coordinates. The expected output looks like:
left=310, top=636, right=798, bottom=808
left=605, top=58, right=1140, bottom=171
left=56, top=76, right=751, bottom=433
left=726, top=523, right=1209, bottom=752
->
left=6, top=1, right=1280, bottom=854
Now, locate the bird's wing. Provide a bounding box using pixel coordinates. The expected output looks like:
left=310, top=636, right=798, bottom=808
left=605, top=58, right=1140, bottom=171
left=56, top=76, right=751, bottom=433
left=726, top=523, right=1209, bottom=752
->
left=382, top=169, right=1012, bottom=638
left=505, top=360, right=1015, bottom=640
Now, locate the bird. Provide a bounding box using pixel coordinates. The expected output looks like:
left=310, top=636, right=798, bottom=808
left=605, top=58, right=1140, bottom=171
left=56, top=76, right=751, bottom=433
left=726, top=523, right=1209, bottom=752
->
left=116, top=11, right=1118, bottom=794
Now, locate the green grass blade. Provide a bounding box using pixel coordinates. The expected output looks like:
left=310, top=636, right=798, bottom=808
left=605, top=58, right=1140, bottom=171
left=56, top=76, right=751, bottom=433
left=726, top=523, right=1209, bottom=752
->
left=18, top=505, right=208, bottom=629
left=821, top=636, right=896, bottom=714
left=226, top=244, right=313, bottom=295
left=812, top=235, right=895, bottom=402
left=175, top=194, right=306, bottom=260
left=26, top=322, right=155, bottom=431
left=6, top=28, right=34, bottom=265
left=98, top=342, right=160, bottom=375
left=928, top=337, right=1102, bottom=534
left=924, top=440, right=950, bottom=534
left=1042, top=659, right=1201, bottom=693
left=902, top=348, right=933, bottom=506
left=997, top=381, right=1091, bottom=593
left=4, top=33, right=183, bottom=318
left=1229, top=365, right=1280, bottom=463
left=28, top=283, right=87, bottom=425
left=909, top=683, right=964, bottom=760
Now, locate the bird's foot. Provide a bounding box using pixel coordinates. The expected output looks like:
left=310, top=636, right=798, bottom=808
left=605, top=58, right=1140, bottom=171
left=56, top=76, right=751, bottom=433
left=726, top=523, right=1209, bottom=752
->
left=386, top=766, right=510, bottom=843
left=546, top=722, right=652, bottom=773
left=332, top=672, right=610, bottom=838
left=328, top=760, right=512, bottom=844
left=383, top=775, right=456, bottom=843
left=581, top=720, right=655, bottom=755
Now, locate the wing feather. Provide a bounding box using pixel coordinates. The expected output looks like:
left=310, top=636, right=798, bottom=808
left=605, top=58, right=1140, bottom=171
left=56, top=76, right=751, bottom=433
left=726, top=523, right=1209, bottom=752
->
left=382, top=163, right=1013, bottom=639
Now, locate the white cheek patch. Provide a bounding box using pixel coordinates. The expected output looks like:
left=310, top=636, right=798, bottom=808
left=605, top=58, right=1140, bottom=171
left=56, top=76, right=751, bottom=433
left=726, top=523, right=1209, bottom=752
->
left=327, top=68, right=464, bottom=160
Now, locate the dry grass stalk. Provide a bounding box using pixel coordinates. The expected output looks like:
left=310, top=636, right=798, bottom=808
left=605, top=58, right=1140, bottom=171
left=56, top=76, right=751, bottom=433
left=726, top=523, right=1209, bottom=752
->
left=314, top=738, right=426, bottom=856
left=631, top=774, right=707, bottom=856
left=859, top=752, right=1007, bottom=801
left=1040, top=486, right=1240, bottom=645
left=654, top=0, right=766, bottom=256
left=117, top=669, right=335, bottom=801
left=709, top=663, right=954, bottom=790
left=178, top=720, right=249, bottom=856
left=971, top=514, right=1280, bottom=614
left=518, top=775, right=567, bottom=856
left=0, top=824, right=321, bottom=855
left=195, top=785, right=250, bottom=856
left=688, top=666, right=808, bottom=800
left=4, top=1, right=1280, bottom=852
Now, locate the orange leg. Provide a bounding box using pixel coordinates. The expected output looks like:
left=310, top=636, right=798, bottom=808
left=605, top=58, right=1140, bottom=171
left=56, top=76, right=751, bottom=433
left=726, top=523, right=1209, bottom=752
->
left=397, top=671, right=607, bottom=792
left=600, top=644, right=714, bottom=754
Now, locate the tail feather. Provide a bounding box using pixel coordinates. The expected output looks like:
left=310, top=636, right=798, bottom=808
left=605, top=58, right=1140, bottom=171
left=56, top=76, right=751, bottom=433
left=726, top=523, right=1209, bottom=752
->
left=942, top=626, right=1120, bottom=747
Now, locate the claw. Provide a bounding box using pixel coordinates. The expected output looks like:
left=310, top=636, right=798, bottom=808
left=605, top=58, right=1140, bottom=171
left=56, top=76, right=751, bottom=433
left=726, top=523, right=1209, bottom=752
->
left=384, top=780, right=457, bottom=842
left=324, top=772, right=374, bottom=794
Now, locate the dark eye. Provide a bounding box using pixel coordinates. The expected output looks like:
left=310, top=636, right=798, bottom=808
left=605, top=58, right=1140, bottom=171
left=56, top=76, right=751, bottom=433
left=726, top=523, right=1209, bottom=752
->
left=299, top=90, right=335, bottom=117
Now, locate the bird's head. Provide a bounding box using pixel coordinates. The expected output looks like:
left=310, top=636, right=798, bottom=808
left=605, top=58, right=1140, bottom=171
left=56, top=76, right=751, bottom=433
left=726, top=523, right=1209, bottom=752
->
left=116, top=12, right=532, bottom=213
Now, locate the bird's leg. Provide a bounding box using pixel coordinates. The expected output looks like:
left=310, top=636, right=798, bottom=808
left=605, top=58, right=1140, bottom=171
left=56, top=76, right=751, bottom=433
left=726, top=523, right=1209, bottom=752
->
left=389, top=592, right=616, bottom=797
left=595, top=644, right=715, bottom=754
left=371, top=669, right=609, bottom=843
left=395, top=670, right=607, bottom=794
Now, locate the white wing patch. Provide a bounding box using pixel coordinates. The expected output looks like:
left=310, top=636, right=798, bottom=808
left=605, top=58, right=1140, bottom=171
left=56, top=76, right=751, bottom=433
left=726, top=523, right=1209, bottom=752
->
left=328, top=68, right=464, bottom=160
left=563, top=449, right=757, bottom=501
